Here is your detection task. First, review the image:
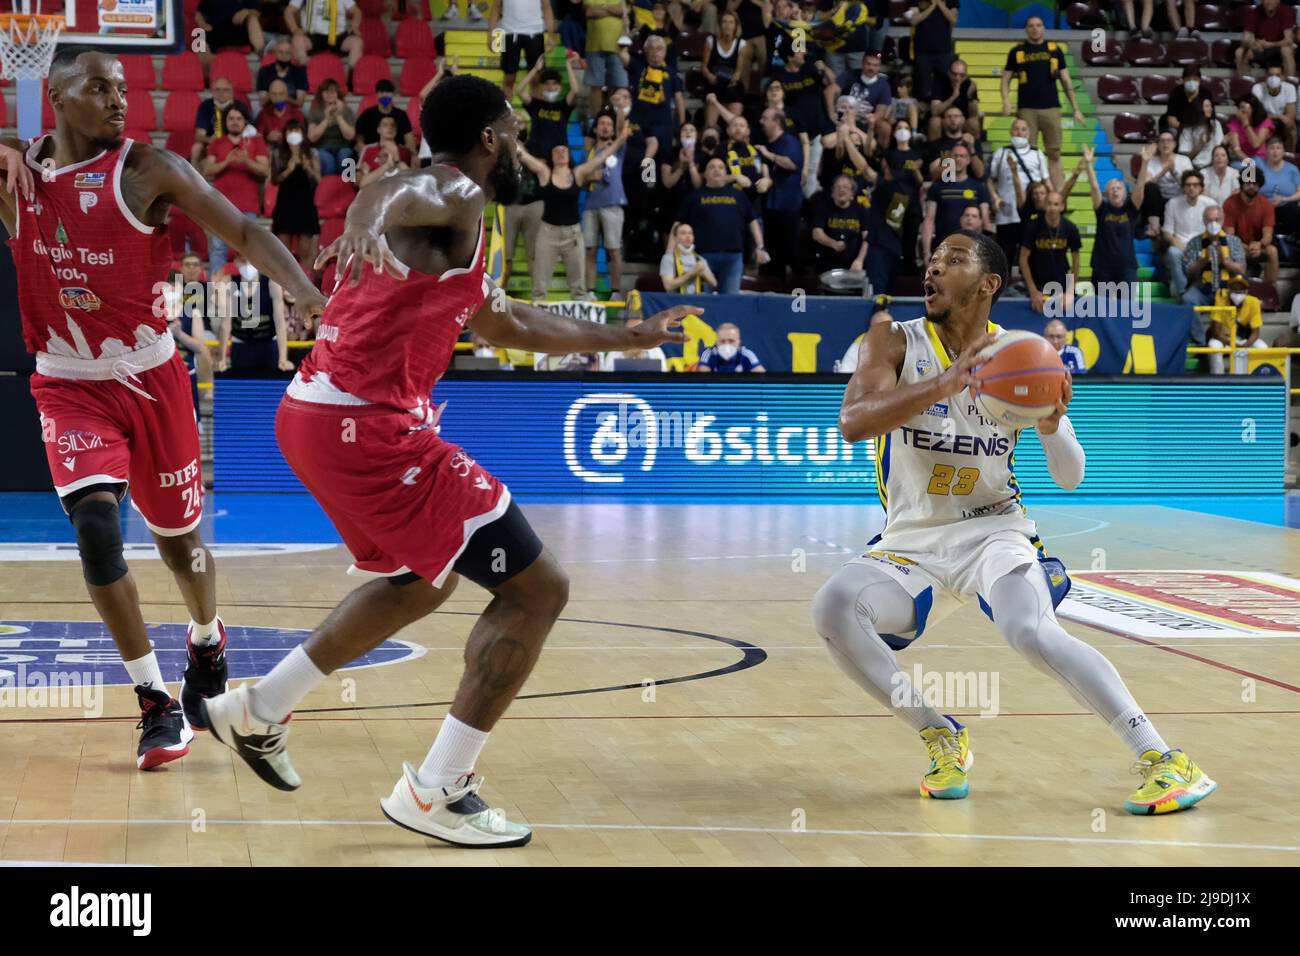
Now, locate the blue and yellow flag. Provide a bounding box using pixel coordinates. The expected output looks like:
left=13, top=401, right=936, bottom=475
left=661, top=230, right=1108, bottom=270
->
left=487, top=202, right=506, bottom=284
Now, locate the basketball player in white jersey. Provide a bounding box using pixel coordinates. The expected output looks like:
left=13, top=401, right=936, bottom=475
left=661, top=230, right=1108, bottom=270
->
left=812, top=230, right=1216, bottom=814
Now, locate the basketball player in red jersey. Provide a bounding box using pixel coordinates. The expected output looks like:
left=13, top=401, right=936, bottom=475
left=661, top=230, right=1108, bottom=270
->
left=201, top=73, right=697, bottom=848
left=0, top=48, right=326, bottom=770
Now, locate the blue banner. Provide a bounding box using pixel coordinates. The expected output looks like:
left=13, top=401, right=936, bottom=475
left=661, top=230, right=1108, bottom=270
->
left=640, top=294, right=1192, bottom=375
left=215, top=378, right=1285, bottom=497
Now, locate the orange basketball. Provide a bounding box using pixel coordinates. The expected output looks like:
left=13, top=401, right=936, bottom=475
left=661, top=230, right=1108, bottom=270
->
left=970, top=330, right=1067, bottom=429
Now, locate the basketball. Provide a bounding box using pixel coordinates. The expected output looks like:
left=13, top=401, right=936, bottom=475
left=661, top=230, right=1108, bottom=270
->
left=971, top=330, right=1068, bottom=430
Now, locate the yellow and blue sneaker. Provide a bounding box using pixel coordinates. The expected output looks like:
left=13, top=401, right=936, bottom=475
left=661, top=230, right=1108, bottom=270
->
left=1124, top=749, right=1217, bottom=815
left=919, top=720, right=973, bottom=799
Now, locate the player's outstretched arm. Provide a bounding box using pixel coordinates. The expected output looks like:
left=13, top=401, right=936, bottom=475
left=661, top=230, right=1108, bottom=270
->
left=313, top=166, right=483, bottom=285
left=839, top=320, right=997, bottom=443
left=144, top=146, right=326, bottom=318
left=470, top=277, right=694, bottom=353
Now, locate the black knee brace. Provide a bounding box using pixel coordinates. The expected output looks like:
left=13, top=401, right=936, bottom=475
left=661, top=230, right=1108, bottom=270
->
left=70, top=500, right=129, bottom=586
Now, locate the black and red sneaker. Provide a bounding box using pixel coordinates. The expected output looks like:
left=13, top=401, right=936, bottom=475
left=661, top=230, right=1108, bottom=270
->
left=180, top=619, right=229, bottom=731
left=135, top=685, right=193, bottom=770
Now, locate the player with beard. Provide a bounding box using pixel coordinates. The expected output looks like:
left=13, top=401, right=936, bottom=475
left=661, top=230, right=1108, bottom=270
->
left=0, top=48, right=325, bottom=771
left=201, top=74, right=698, bottom=847
left=809, top=230, right=1216, bottom=815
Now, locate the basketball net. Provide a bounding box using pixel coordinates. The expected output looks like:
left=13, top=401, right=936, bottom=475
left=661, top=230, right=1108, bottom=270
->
left=0, top=13, right=64, bottom=82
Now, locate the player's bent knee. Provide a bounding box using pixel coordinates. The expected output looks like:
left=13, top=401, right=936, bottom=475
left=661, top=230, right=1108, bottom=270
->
left=71, top=500, right=128, bottom=587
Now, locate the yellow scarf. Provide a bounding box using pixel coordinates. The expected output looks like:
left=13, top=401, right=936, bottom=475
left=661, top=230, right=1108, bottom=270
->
left=674, top=250, right=702, bottom=293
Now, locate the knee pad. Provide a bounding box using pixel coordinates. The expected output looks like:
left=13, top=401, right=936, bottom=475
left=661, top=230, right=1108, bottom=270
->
left=70, top=500, right=128, bottom=586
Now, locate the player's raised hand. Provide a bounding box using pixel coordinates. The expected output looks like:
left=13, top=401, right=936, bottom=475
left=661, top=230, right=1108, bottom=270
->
left=937, top=331, right=999, bottom=397
left=631, top=305, right=698, bottom=346
left=1036, top=370, right=1072, bottom=435
left=314, top=229, right=410, bottom=286
left=0, top=142, right=34, bottom=201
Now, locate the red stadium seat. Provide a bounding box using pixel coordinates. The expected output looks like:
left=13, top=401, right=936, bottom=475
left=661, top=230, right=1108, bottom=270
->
left=162, top=90, right=202, bottom=132
left=1229, top=75, right=1256, bottom=102
left=676, top=31, right=708, bottom=60
left=315, top=176, right=356, bottom=218
left=121, top=55, right=157, bottom=91
left=1140, top=75, right=1177, bottom=104
left=1197, top=5, right=1228, bottom=31
left=394, top=18, right=437, bottom=59
left=1124, top=39, right=1167, bottom=67
left=125, top=89, right=157, bottom=131
left=352, top=54, right=394, bottom=94
left=211, top=50, right=253, bottom=96
left=1064, top=1, right=1106, bottom=28
left=1167, top=38, right=1209, bottom=67
left=1230, top=5, right=1253, bottom=31
left=360, top=18, right=392, bottom=56
left=1114, top=112, right=1156, bottom=143
left=166, top=127, right=197, bottom=158
left=357, top=93, right=380, bottom=114
left=319, top=217, right=346, bottom=247
left=162, top=51, right=206, bottom=92
left=1202, top=77, right=1226, bottom=104
left=167, top=210, right=208, bottom=261
left=1081, top=38, right=1124, bottom=67
left=407, top=93, right=423, bottom=138
left=398, top=57, right=437, bottom=97
left=307, top=52, right=348, bottom=92
left=1098, top=74, right=1139, bottom=105
left=1210, top=39, right=1237, bottom=68
left=125, top=128, right=154, bottom=146
left=1248, top=278, right=1280, bottom=311
left=1129, top=153, right=1144, bottom=180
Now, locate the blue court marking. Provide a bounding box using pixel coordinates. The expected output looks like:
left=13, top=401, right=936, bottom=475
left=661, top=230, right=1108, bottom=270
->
left=0, top=621, right=421, bottom=686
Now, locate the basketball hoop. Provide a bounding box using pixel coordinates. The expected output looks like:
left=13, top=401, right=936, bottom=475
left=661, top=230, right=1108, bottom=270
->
left=0, top=13, right=65, bottom=82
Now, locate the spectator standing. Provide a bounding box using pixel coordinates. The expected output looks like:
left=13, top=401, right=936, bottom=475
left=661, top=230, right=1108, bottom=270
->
left=636, top=1, right=684, bottom=70
left=1257, top=138, right=1300, bottom=236
left=583, top=113, right=632, bottom=295
left=1177, top=97, right=1223, bottom=171
left=521, top=59, right=580, bottom=156
left=214, top=255, right=295, bottom=373
left=491, top=0, right=556, bottom=100
left=1207, top=276, right=1265, bottom=375
left=358, top=116, right=414, bottom=186
left=735, top=0, right=770, bottom=78
left=1138, top=133, right=1192, bottom=236
left=306, top=79, right=358, bottom=175
left=811, top=174, right=869, bottom=272
left=881, top=118, right=925, bottom=268
left=699, top=323, right=766, bottom=371
left=1202, top=145, right=1240, bottom=207
left=1253, top=66, right=1298, bottom=152
left=1082, top=148, right=1142, bottom=286
left=772, top=50, right=837, bottom=197
left=356, top=80, right=418, bottom=153
left=701, top=11, right=750, bottom=129
left=925, top=106, right=985, bottom=180
left=585, top=0, right=630, bottom=116
left=834, top=50, right=892, bottom=129
left=286, top=0, right=363, bottom=68
left=1227, top=96, right=1276, bottom=165
left=889, top=74, right=920, bottom=134
left=816, top=0, right=870, bottom=78
left=659, top=222, right=719, bottom=292
left=196, top=0, right=265, bottom=60
left=1161, top=66, right=1212, bottom=135
left=270, top=118, right=322, bottom=272
left=256, top=38, right=310, bottom=108
left=754, top=107, right=804, bottom=279
left=909, top=0, right=959, bottom=106
left=920, top=142, right=991, bottom=262
left=1164, top=0, right=1197, bottom=38
left=1161, top=169, right=1219, bottom=300
left=519, top=144, right=598, bottom=301
left=621, top=34, right=686, bottom=154
left=1181, top=207, right=1247, bottom=333
left=1019, top=189, right=1081, bottom=313
left=675, top=156, right=769, bottom=293
left=1000, top=16, right=1086, bottom=191
left=987, top=115, right=1048, bottom=268
left=256, top=79, right=306, bottom=146
left=200, top=105, right=269, bottom=275
left=926, top=58, right=981, bottom=142
left=1237, top=0, right=1297, bottom=78
left=1043, top=318, right=1086, bottom=373
left=1225, top=174, right=1279, bottom=283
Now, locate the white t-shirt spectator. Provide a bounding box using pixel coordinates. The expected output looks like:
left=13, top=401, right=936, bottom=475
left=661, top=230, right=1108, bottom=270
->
left=1202, top=165, right=1240, bottom=206
left=1162, top=193, right=1219, bottom=245
left=988, top=145, right=1050, bottom=225
left=600, top=347, right=667, bottom=371
left=1253, top=79, right=1298, bottom=120
left=291, top=0, right=355, bottom=37
left=1178, top=121, right=1224, bottom=169
left=500, top=0, right=545, bottom=34
left=1147, top=152, right=1193, bottom=201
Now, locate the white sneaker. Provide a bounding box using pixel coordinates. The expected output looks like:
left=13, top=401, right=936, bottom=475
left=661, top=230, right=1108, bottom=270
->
left=379, top=763, right=533, bottom=848
left=442, top=5, right=462, bottom=20
left=467, top=4, right=485, bottom=20
left=201, top=683, right=301, bottom=792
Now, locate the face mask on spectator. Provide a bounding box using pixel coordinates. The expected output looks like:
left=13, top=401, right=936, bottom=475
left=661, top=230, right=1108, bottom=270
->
left=681, top=136, right=696, bottom=148
left=379, top=94, right=394, bottom=108
left=1230, top=292, right=1247, bottom=305
left=238, top=263, right=258, bottom=282
left=286, top=131, right=304, bottom=146
left=862, top=74, right=878, bottom=85
left=619, top=105, right=631, bottom=115
left=677, top=240, right=694, bottom=253
left=1268, top=75, right=1284, bottom=91
left=894, top=129, right=911, bottom=143
left=1184, top=80, right=1198, bottom=94
left=542, top=89, right=562, bottom=102
left=716, top=343, right=739, bottom=360
left=1205, top=220, right=1221, bottom=235
left=1010, top=135, right=1029, bottom=149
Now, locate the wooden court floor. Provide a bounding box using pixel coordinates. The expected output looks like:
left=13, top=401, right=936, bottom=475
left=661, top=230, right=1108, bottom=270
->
left=1, top=501, right=1298, bottom=866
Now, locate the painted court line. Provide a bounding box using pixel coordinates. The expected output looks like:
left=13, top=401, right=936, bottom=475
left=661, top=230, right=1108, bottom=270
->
left=0, top=818, right=1293, bottom=854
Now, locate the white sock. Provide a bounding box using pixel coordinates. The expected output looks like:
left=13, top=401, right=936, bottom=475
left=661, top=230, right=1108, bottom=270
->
left=125, top=651, right=167, bottom=693
left=1109, top=707, right=1170, bottom=758
left=417, top=715, right=490, bottom=789
left=190, top=615, right=221, bottom=646
left=247, top=645, right=326, bottom=724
